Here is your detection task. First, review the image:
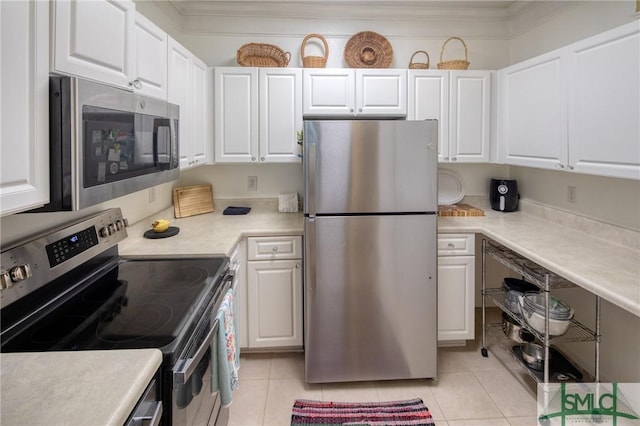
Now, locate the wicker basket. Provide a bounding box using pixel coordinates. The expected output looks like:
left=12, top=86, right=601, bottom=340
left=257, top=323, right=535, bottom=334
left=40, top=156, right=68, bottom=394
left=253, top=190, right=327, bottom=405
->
left=237, top=43, right=291, bottom=67
left=437, top=37, right=470, bottom=70
left=301, top=34, right=329, bottom=68
left=408, top=50, right=430, bottom=69
left=344, top=31, right=393, bottom=68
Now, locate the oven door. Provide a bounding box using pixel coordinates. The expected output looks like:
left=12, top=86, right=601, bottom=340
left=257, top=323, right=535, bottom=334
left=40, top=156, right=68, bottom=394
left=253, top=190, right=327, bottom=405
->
left=172, top=311, right=221, bottom=426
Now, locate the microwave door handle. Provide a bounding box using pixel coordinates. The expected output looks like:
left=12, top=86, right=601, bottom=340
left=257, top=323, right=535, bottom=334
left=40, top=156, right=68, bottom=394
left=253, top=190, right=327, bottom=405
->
left=153, top=118, right=171, bottom=166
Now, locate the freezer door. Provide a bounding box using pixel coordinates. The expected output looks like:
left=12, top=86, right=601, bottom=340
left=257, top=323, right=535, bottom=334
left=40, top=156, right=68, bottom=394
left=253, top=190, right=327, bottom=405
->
left=304, top=214, right=437, bottom=383
left=304, top=120, right=438, bottom=215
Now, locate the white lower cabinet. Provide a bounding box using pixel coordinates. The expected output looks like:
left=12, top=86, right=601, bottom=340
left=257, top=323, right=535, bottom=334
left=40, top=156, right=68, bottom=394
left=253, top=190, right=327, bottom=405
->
left=245, top=236, right=303, bottom=349
left=437, top=234, right=475, bottom=343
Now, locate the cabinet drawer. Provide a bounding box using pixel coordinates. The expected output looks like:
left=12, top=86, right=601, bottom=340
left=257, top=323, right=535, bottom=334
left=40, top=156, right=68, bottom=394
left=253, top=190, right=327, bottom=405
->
left=438, top=234, right=475, bottom=256
left=247, top=236, right=302, bottom=260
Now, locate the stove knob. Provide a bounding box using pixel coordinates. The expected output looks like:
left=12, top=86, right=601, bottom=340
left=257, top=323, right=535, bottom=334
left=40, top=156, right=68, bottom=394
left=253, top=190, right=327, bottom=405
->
left=115, top=220, right=123, bottom=231
left=108, top=223, right=117, bottom=234
left=0, top=270, right=10, bottom=290
left=99, top=226, right=111, bottom=238
left=10, top=264, right=32, bottom=283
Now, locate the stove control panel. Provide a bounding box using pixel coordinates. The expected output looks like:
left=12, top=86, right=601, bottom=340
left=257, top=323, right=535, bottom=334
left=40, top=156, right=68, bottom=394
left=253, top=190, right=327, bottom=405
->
left=0, top=208, right=128, bottom=307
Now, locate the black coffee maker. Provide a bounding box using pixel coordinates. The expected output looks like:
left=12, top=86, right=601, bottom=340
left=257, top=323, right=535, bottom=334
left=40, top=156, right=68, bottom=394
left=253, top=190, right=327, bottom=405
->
left=490, top=178, right=519, bottom=212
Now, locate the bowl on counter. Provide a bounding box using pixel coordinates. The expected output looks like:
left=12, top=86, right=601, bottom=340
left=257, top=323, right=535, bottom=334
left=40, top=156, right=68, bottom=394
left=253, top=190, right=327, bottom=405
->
left=520, top=342, right=549, bottom=371
left=519, top=293, right=573, bottom=336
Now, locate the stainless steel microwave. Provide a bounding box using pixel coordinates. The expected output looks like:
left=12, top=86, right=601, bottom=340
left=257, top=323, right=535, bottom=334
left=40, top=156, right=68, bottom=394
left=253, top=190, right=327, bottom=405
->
left=33, top=76, right=180, bottom=211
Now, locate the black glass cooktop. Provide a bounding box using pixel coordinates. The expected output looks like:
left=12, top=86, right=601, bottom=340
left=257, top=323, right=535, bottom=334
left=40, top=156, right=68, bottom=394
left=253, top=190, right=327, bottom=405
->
left=1, top=257, right=227, bottom=354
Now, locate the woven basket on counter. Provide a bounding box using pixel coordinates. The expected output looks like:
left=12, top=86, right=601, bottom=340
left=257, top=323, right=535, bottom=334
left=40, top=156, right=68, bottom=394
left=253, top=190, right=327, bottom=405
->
left=237, top=43, right=291, bottom=67
left=301, top=34, right=329, bottom=68
left=408, top=50, right=430, bottom=69
left=437, top=37, right=470, bottom=70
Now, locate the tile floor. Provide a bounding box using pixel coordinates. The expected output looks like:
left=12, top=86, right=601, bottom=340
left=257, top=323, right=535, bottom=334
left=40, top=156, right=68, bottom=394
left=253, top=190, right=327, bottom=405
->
left=229, top=311, right=540, bottom=426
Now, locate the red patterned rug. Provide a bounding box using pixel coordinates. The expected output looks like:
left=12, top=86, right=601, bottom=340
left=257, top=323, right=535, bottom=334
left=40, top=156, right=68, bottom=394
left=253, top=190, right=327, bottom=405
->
left=291, top=398, right=435, bottom=425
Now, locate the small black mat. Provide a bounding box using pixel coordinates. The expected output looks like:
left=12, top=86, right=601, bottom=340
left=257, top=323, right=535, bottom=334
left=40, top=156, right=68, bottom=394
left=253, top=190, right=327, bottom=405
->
left=223, top=206, right=251, bottom=215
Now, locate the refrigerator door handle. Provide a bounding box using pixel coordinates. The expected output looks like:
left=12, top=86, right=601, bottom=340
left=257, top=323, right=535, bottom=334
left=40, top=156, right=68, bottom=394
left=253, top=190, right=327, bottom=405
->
left=306, top=141, right=317, bottom=216
left=305, top=218, right=317, bottom=294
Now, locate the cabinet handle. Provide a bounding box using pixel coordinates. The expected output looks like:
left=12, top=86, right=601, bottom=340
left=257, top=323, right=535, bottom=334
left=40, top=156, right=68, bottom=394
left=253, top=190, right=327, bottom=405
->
left=567, top=165, right=574, bottom=170
left=452, top=157, right=457, bottom=162
left=350, top=108, right=354, bottom=113
left=129, top=79, right=142, bottom=90
left=444, top=156, right=449, bottom=161
left=272, top=246, right=278, bottom=252
left=252, top=156, right=256, bottom=162
left=358, top=108, right=363, bottom=113
left=260, top=157, right=265, bottom=161
left=556, top=164, right=565, bottom=169
left=447, top=243, right=455, bottom=248
left=296, top=263, right=300, bottom=268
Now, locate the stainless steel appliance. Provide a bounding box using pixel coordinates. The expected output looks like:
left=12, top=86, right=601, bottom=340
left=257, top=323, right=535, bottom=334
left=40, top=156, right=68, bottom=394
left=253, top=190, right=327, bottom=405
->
left=303, top=119, right=438, bottom=383
left=0, top=209, right=232, bottom=426
left=490, top=178, right=519, bottom=212
left=33, top=76, right=180, bottom=212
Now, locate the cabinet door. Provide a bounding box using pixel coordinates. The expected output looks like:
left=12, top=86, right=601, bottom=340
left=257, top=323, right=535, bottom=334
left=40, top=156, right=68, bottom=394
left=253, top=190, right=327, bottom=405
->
left=437, top=256, right=475, bottom=341
left=231, top=241, right=249, bottom=349
left=190, top=57, right=212, bottom=166
left=1, top=1, right=50, bottom=215
left=259, top=68, right=302, bottom=163
left=498, top=51, right=568, bottom=170
left=214, top=67, right=258, bottom=163
left=356, top=69, right=407, bottom=117
left=302, top=68, right=355, bottom=116
left=247, top=259, right=303, bottom=348
left=449, top=71, right=491, bottom=162
left=133, top=12, right=167, bottom=100
left=53, top=0, right=134, bottom=89
left=408, top=70, right=450, bottom=162
left=568, top=23, right=640, bottom=180
left=167, top=37, right=192, bottom=168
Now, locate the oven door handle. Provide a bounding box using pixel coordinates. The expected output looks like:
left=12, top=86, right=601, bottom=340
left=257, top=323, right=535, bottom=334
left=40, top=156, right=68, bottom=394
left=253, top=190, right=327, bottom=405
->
left=172, top=273, right=233, bottom=386
left=173, top=319, right=219, bottom=386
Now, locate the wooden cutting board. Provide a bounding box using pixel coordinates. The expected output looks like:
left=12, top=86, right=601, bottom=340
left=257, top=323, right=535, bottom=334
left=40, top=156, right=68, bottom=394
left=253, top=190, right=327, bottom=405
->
left=438, top=203, right=484, bottom=217
left=173, top=184, right=215, bottom=218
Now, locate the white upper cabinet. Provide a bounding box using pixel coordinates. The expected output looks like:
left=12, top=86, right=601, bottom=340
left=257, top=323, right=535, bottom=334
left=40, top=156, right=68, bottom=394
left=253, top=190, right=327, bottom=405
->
left=498, top=50, right=568, bottom=170
left=408, top=70, right=490, bottom=163
left=498, top=21, right=639, bottom=180
left=133, top=12, right=167, bottom=99
left=168, top=38, right=192, bottom=168
left=568, top=23, right=640, bottom=180
left=191, top=57, right=212, bottom=166
left=303, top=68, right=407, bottom=117
left=259, top=68, right=303, bottom=163
left=1, top=0, right=50, bottom=215
left=214, top=68, right=259, bottom=163
left=52, top=0, right=135, bottom=89
left=168, top=38, right=212, bottom=169
left=214, top=67, right=301, bottom=163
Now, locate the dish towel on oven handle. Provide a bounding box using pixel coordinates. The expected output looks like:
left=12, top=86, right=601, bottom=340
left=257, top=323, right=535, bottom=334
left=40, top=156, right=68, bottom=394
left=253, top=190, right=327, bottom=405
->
left=215, top=288, right=240, bottom=406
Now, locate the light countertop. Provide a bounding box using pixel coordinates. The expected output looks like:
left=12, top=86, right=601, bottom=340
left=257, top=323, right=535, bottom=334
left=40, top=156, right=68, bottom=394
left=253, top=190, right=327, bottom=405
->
left=120, top=198, right=303, bottom=257
left=121, top=197, right=639, bottom=317
left=0, top=349, right=162, bottom=426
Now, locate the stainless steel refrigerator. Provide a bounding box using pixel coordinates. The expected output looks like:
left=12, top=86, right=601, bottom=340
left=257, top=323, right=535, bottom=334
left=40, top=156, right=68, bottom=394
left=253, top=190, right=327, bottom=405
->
left=303, top=119, right=438, bottom=383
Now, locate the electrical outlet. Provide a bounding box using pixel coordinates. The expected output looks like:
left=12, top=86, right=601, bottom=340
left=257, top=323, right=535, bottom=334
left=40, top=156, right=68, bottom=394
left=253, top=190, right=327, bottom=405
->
left=567, top=186, right=577, bottom=203
left=148, top=187, right=156, bottom=203
left=248, top=176, right=258, bottom=192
